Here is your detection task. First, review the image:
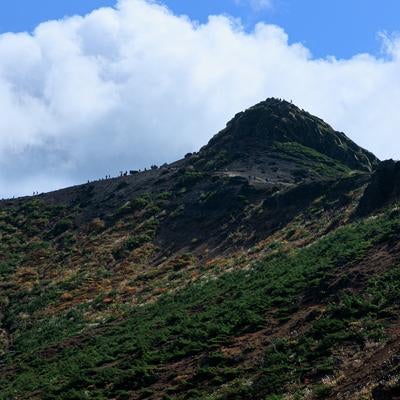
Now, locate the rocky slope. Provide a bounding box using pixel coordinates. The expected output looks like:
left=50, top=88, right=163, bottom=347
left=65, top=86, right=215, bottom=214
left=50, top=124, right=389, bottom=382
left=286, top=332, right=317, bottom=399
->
left=0, top=99, right=399, bottom=400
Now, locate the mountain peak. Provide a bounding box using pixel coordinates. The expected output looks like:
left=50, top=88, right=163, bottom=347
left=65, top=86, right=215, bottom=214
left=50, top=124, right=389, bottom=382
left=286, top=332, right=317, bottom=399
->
left=235, top=97, right=298, bottom=117
left=192, top=98, right=378, bottom=184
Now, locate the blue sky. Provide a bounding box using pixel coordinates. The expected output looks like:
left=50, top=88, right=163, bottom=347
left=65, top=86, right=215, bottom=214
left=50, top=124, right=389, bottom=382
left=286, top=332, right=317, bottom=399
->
left=0, top=0, right=399, bottom=58
left=1, top=0, right=400, bottom=197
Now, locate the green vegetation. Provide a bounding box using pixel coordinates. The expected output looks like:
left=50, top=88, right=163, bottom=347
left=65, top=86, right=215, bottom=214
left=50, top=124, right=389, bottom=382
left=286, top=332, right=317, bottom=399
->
left=49, top=218, right=74, bottom=237
left=176, top=170, right=206, bottom=188
left=112, top=233, right=155, bottom=260
left=2, top=206, right=400, bottom=399
left=113, top=192, right=170, bottom=222
left=273, top=141, right=353, bottom=179
left=1, top=99, right=391, bottom=400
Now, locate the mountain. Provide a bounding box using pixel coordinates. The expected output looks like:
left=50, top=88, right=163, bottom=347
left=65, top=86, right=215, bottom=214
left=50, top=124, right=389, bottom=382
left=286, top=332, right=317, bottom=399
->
left=195, top=98, right=377, bottom=179
left=1, top=99, right=400, bottom=400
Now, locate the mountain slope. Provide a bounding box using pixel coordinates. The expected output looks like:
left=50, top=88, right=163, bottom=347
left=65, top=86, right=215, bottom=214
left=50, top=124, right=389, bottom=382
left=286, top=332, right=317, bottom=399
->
left=1, top=99, right=399, bottom=400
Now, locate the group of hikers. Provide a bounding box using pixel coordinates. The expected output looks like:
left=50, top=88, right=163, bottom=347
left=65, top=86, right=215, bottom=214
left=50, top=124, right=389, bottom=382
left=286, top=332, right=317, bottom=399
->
left=23, top=164, right=166, bottom=200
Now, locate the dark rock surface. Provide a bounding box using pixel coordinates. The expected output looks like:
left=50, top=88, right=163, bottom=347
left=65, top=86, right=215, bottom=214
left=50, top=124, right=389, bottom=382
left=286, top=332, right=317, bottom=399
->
left=356, top=159, right=400, bottom=216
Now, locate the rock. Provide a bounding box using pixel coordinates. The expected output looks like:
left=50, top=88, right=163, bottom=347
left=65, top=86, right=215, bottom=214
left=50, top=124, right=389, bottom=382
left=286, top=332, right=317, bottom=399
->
left=372, top=384, right=400, bottom=400
left=60, top=292, right=74, bottom=301
left=356, top=160, right=400, bottom=216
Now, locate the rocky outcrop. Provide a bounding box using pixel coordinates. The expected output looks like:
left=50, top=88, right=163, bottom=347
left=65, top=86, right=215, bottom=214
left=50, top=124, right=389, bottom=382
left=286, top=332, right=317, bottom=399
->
left=372, top=384, right=400, bottom=400
left=356, top=160, right=400, bottom=216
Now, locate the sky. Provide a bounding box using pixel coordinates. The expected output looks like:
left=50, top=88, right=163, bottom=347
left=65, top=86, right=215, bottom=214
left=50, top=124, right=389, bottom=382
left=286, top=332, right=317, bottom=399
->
left=2, top=0, right=400, bottom=58
left=0, top=0, right=400, bottom=197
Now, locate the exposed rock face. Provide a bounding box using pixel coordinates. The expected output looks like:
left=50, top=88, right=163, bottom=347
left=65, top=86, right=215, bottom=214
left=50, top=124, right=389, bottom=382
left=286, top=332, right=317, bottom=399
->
left=356, top=160, right=400, bottom=216
left=372, top=384, right=400, bottom=400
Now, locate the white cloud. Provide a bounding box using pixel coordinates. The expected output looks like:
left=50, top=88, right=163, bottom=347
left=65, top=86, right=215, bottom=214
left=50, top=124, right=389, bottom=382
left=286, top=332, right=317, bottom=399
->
left=250, top=0, right=273, bottom=11
left=235, top=0, right=273, bottom=11
left=0, top=0, right=400, bottom=198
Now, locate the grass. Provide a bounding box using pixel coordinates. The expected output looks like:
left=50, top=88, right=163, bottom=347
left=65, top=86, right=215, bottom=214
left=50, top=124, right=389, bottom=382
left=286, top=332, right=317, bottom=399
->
left=273, top=141, right=353, bottom=179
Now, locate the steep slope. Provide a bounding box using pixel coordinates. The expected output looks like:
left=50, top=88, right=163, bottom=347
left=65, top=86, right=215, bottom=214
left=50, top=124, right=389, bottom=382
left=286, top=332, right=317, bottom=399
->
left=1, top=99, right=399, bottom=400
left=356, top=159, right=400, bottom=216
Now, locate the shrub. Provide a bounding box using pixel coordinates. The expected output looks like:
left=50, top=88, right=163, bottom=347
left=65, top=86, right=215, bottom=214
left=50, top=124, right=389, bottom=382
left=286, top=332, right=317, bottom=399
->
left=88, top=218, right=105, bottom=233
left=177, top=171, right=205, bottom=188
left=131, top=193, right=151, bottom=210
left=112, top=234, right=153, bottom=260
left=50, top=218, right=73, bottom=236
left=314, top=384, right=332, bottom=398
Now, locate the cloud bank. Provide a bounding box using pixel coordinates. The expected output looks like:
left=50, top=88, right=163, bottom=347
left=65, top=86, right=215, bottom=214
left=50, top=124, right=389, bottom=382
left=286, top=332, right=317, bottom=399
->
left=1, top=0, right=400, bottom=197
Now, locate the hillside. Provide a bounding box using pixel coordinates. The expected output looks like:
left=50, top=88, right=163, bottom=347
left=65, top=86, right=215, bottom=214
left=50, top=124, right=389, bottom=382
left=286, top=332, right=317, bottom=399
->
left=1, top=99, right=400, bottom=400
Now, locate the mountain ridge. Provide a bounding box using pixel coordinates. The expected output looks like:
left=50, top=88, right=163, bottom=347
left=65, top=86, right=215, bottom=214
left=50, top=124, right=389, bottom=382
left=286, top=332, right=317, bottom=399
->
left=0, top=98, right=379, bottom=203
